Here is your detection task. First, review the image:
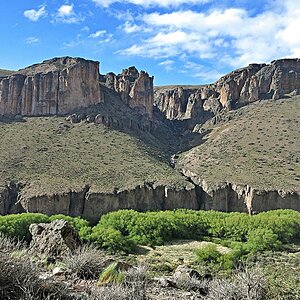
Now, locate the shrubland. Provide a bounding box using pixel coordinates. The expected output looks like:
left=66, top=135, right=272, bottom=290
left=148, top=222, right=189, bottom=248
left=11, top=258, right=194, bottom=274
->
left=0, top=209, right=299, bottom=299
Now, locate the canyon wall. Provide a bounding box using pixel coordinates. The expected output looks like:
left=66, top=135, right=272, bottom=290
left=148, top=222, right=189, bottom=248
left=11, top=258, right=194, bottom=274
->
left=0, top=182, right=198, bottom=224
left=182, top=169, right=300, bottom=215
left=101, top=66, right=154, bottom=117
left=0, top=57, right=154, bottom=118
left=2, top=177, right=299, bottom=223
left=154, top=58, right=300, bottom=124
left=0, top=57, right=101, bottom=116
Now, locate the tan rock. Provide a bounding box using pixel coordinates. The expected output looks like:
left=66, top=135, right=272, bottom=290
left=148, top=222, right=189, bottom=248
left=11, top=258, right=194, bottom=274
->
left=0, top=57, right=101, bottom=116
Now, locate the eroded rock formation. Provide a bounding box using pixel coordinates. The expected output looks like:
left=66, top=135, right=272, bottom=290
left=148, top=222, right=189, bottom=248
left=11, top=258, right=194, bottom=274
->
left=29, top=219, right=81, bottom=257
left=101, top=67, right=154, bottom=117
left=0, top=182, right=198, bottom=223
left=0, top=57, right=101, bottom=116
left=182, top=169, right=300, bottom=215
left=154, top=59, right=300, bottom=125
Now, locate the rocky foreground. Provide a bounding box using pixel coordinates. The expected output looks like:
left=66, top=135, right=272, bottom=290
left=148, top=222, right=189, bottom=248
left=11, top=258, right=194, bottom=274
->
left=0, top=57, right=299, bottom=221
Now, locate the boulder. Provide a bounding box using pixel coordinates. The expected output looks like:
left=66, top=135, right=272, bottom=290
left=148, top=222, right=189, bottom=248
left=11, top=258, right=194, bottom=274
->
left=173, top=265, right=201, bottom=283
left=29, top=219, right=81, bottom=257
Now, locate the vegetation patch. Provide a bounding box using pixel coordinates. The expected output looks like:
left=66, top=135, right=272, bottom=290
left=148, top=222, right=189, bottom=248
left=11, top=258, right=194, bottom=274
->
left=178, top=97, right=300, bottom=190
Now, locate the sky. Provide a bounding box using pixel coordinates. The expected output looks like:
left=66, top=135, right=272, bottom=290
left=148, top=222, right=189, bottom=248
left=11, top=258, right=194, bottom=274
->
left=0, top=0, right=299, bottom=85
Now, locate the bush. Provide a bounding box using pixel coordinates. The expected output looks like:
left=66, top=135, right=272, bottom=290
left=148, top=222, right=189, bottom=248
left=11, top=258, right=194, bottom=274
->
left=195, top=244, right=222, bottom=264
left=206, top=267, right=267, bottom=300
left=0, top=253, right=69, bottom=300
left=91, top=226, right=136, bottom=253
left=63, top=245, right=108, bottom=279
left=0, top=213, right=49, bottom=241
left=246, top=228, right=282, bottom=252
left=0, top=232, right=25, bottom=254
left=91, top=209, right=300, bottom=253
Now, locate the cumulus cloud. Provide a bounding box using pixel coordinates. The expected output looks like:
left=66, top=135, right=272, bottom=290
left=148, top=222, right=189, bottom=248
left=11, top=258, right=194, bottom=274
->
left=92, top=0, right=211, bottom=7
left=118, top=0, right=300, bottom=78
left=24, top=6, right=47, bottom=22
left=54, top=4, right=85, bottom=24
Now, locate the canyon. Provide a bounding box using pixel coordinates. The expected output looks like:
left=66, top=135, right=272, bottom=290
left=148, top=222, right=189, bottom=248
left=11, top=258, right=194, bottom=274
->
left=0, top=57, right=299, bottom=222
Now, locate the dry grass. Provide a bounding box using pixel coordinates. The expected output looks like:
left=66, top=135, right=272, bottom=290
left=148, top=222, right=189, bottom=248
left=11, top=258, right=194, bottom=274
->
left=0, top=116, right=189, bottom=197
left=179, top=97, right=300, bottom=190
left=134, top=240, right=230, bottom=275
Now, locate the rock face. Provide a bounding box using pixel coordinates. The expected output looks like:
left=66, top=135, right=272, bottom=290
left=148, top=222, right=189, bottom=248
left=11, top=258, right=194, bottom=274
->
left=0, top=182, right=198, bottom=224
left=29, top=219, right=81, bottom=257
left=0, top=57, right=101, bottom=116
left=182, top=169, right=300, bottom=215
left=101, top=67, right=154, bottom=117
left=154, top=59, right=300, bottom=125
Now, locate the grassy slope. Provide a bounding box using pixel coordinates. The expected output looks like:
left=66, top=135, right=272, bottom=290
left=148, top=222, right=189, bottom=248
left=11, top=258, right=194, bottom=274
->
left=178, top=97, right=300, bottom=190
left=0, top=69, right=14, bottom=76
left=0, top=117, right=189, bottom=197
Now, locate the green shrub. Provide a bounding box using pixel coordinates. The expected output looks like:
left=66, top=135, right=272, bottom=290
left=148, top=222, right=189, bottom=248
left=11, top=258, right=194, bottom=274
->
left=0, top=213, right=49, bottom=241
left=246, top=228, right=282, bottom=252
left=91, top=226, right=136, bottom=253
left=195, top=244, right=222, bottom=264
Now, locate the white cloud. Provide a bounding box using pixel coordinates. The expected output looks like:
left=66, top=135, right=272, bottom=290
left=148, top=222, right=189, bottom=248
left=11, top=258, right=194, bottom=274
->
left=58, top=4, right=74, bottom=17
left=118, top=0, right=300, bottom=79
left=88, top=30, right=113, bottom=43
left=25, top=37, right=39, bottom=44
left=158, top=60, right=174, bottom=71
left=89, top=30, right=107, bottom=38
left=24, top=6, right=47, bottom=22
left=93, top=0, right=211, bottom=7
left=122, top=22, right=141, bottom=33
left=54, top=4, right=85, bottom=24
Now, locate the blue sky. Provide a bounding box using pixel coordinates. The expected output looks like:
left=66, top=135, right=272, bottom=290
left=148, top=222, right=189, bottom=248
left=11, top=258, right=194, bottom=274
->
left=0, top=0, right=299, bottom=85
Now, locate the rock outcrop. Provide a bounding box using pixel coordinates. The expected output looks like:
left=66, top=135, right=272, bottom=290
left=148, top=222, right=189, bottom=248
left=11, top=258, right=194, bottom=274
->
left=154, top=58, right=300, bottom=125
left=29, top=219, right=81, bottom=257
left=0, top=182, right=198, bottom=224
left=0, top=57, right=101, bottom=116
left=2, top=176, right=299, bottom=222
left=101, top=67, right=154, bottom=117
left=182, top=169, right=300, bottom=215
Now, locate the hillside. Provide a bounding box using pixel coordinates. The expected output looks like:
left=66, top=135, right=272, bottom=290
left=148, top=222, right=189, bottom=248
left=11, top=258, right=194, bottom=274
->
left=176, top=96, right=300, bottom=212
left=0, top=69, right=14, bottom=76
left=0, top=56, right=300, bottom=219
left=0, top=116, right=197, bottom=222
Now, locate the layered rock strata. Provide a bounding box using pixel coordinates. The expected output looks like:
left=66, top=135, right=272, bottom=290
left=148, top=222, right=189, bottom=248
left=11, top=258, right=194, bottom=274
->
left=0, top=57, right=101, bottom=116
left=154, top=59, right=300, bottom=125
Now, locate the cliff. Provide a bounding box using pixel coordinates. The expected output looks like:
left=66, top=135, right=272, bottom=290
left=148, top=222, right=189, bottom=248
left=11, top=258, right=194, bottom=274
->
left=154, top=58, right=300, bottom=125
left=101, top=66, right=154, bottom=117
left=0, top=57, right=101, bottom=116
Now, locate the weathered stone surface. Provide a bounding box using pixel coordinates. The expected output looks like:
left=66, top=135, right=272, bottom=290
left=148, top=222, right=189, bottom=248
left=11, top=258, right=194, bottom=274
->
left=0, top=57, right=101, bottom=116
left=3, top=183, right=196, bottom=224
left=103, top=67, right=154, bottom=117
left=173, top=265, right=201, bottom=282
left=29, top=219, right=81, bottom=257
left=182, top=169, right=300, bottom=215
left=154, top=59, right=300, bottom=124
